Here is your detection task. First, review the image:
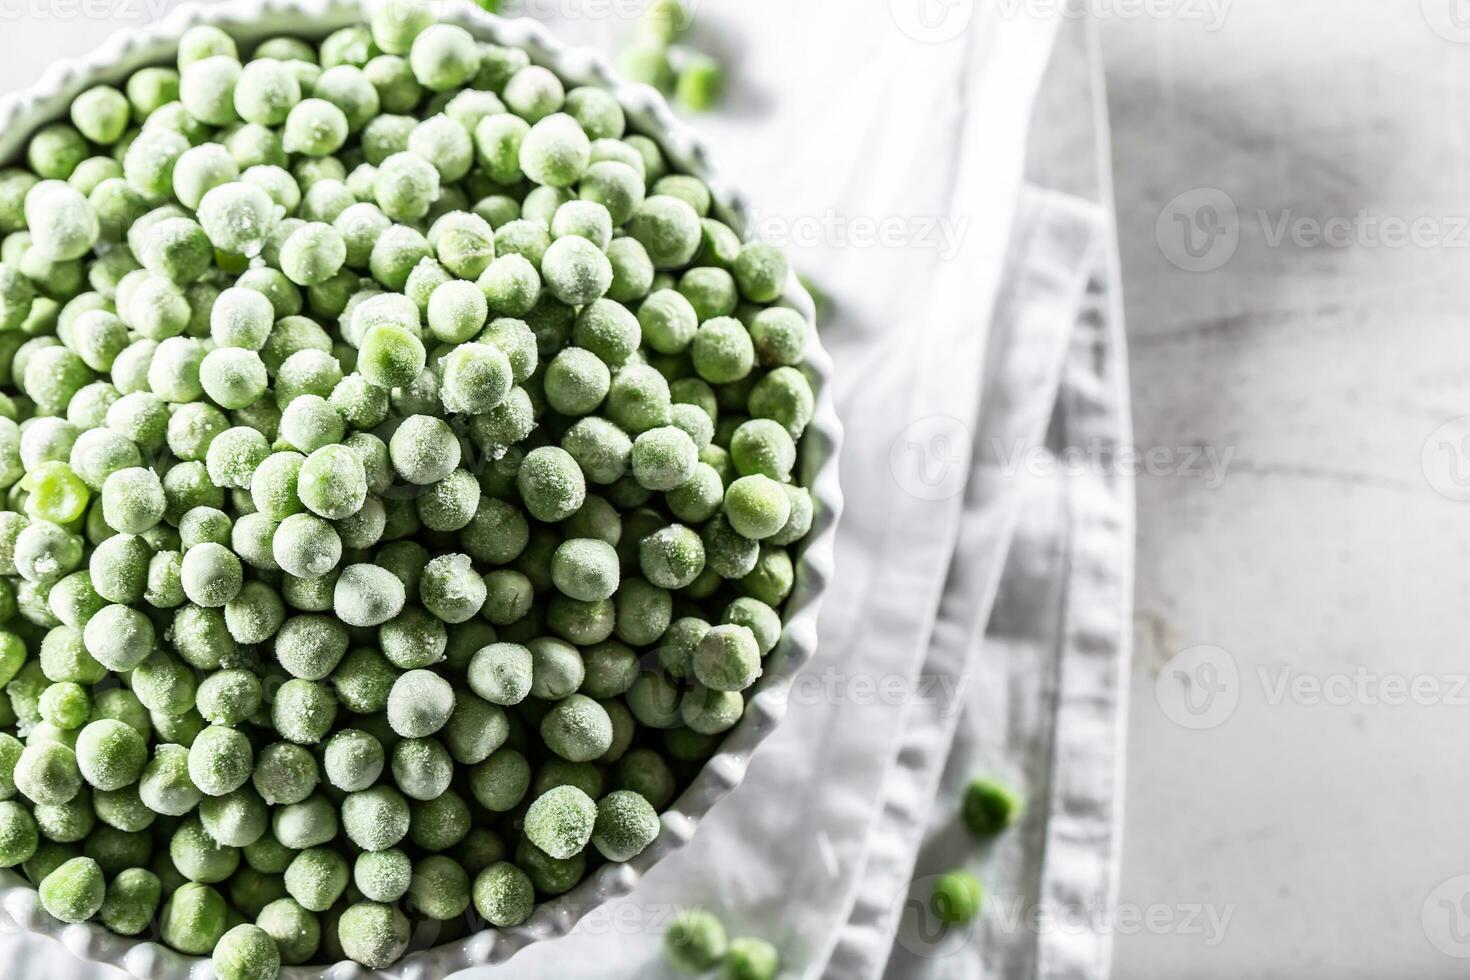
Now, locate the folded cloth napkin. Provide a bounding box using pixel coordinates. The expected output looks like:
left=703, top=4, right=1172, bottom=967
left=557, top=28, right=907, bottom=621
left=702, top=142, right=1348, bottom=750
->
left=0, top=4, right=1131, bottom=980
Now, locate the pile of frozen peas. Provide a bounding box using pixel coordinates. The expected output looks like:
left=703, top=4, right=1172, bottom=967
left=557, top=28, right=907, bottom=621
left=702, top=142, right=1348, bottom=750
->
left=0, top=3, right=816, bottom=977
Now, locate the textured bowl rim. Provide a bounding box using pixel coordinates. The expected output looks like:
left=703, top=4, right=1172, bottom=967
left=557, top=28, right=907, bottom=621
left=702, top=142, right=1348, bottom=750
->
left=0, top=1, right=845, bottom=977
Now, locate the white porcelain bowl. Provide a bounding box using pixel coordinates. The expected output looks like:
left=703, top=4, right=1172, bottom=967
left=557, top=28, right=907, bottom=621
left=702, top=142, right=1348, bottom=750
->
left=0, top=1, right=843, bottom=977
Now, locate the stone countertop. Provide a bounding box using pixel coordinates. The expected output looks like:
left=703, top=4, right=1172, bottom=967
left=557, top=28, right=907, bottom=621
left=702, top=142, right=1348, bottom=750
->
left=1105, top=1, right=1470, bottom=975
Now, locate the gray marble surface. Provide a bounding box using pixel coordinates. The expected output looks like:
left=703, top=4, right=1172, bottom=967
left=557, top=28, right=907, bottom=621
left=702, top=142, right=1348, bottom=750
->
left=1104, top=1, right=1470, bottom=976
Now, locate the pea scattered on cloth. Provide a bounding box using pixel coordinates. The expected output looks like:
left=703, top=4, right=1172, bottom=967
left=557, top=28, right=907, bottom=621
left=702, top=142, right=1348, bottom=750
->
left=0, top=1, right=818, bottom=973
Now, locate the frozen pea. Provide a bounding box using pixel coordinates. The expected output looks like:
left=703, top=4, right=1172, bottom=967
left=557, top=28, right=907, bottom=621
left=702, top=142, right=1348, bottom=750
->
left=284, top=846, right=348, bottom=913
left=524, top=636, right=581, bottom=700
left=409, top=24, right=480, bottom=92
left=279, top=394, right=344, bottom=453
left=733, top=241, right=790, bottom=303
left=551, top=537, right=620, bottom=602
left=271, top=679, right=337, bottom=745
left=665, top=909, right=728, bottom=974
left=723, top=474, right=791, bottom=541
left=71, top=86, right=130, bottom=145
left=410, top=115, right=473, bottom=182
left=541, top=234, right=611, bottom=306
left=280, top=221, right=347, bottom=287
left=606, top=363, right=672, bottom=434
left=25, top=180, right=99, bottom=262
left=690, top=315, right=755, bottom=384
left=591, top=788, right=660, bottom=861
left=615, top=577, right=672, bottom=647
left=541, top=694, right=613, bottom=763
left=234, top=58, right=302, bottom=126
left=430, top=210, right=495, bottom=279
left=374, top=151, right=439, bottom=223
left=170, top=813, right=240, bottom=884
left=681, top=684, right=743, bottom=735
left=472, top=861, right=532, bottom=927
left=180, top=542, right=243, bottom=607
left=188, top=725, right=253, bottom=797
left=414, top=552, right=482, bottom=623
left=518, top=446, right=586, bottom=522
left=386, top=666, right=458, bottom=743
left=524, top=784, right=595, bottom=860
left=337, top=901, right=410, bottom=970
left=283, top=98, right=349, bottom=157
left=256, top=897, right=320, bottom=965
left=333, top=563, right=406, bottom=628
left=198, top=182, right=279, bottom=258
left=196, top=668, right=263, bottom=726
left=202, top=427, right=268, bottom=492
left=14, top=740, right=81, bottom=806
left=272, top=792, right=338, bottom=849
left=692, top=623, right=761, bottom=693
left=315, top=65, right=381, bottom=132
left=414, top=469, right=477, bottom=533
left=297, top=444, right=367, bottom=521
left=74, top=718, right=146, bottom=791
left=80, top=603, right=153, bottom=671
left=171, top=143, right=238, bottom=211
left=39, top=855, right=105, bottom=923
left=28, top=124, right=89, bottom=181
left=380, top=605, right=447, bottom=669
left=390, top=736, right=452, bottom=800
left=559, top=417, right=631, bottom=486
left=961, top=777, right=1020, bottom=837
left=731, top=418, right=796, bottom=480
left=504, top=65, right=565, bottom=122
left=342, top=785, right=410, bottom=852
left=0, top=799, right=37, bottom=866
left=749, top=306, right=807, bottom=367
left=632, top=425, right=698, bottom=491
left=274, top=613, right=349, bottom=680
left=639, top=524, right=705, bottom=589
left=389, top=414, right=460, bottom=485
left=426, top=279, right=489, bottom=346
left=178, top=25, right=237, bottom=67
left=395, top=854, right=465, bottom=924
left=323, top=729, right=384, bottom=792
left=628, top=195, right=701, bottom=270
left=571, top=299, right=640, bottom=368
left=477, top=254, right=541, bottom=318
left=354, top=848, right=411, bottom=904
left=467, top=642, right=533, bottom=706
left=749, top=365, right=815, bottom=440
left=359, top=324, right=426, bottom=390
left=251, top=742, right=318, bottom=806
left=251, top=452, right=305, bottom=521
left=159, top=881, right=228, bottom=954
left=98, top=867, right=161, bottom=936
left=544, top=347, right=610, bottom=416
left=199, top=346, right=268, bottom=409
left=213, top=923, right=281, bottom=980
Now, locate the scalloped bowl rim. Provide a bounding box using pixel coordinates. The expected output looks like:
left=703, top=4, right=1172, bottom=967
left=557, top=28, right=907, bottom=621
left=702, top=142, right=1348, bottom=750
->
left=0, top=1, right=845, bottom=977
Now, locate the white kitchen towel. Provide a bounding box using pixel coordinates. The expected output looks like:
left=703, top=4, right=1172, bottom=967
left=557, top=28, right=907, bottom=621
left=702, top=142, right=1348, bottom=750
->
left=827, top=16, right=1134, bottom=980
